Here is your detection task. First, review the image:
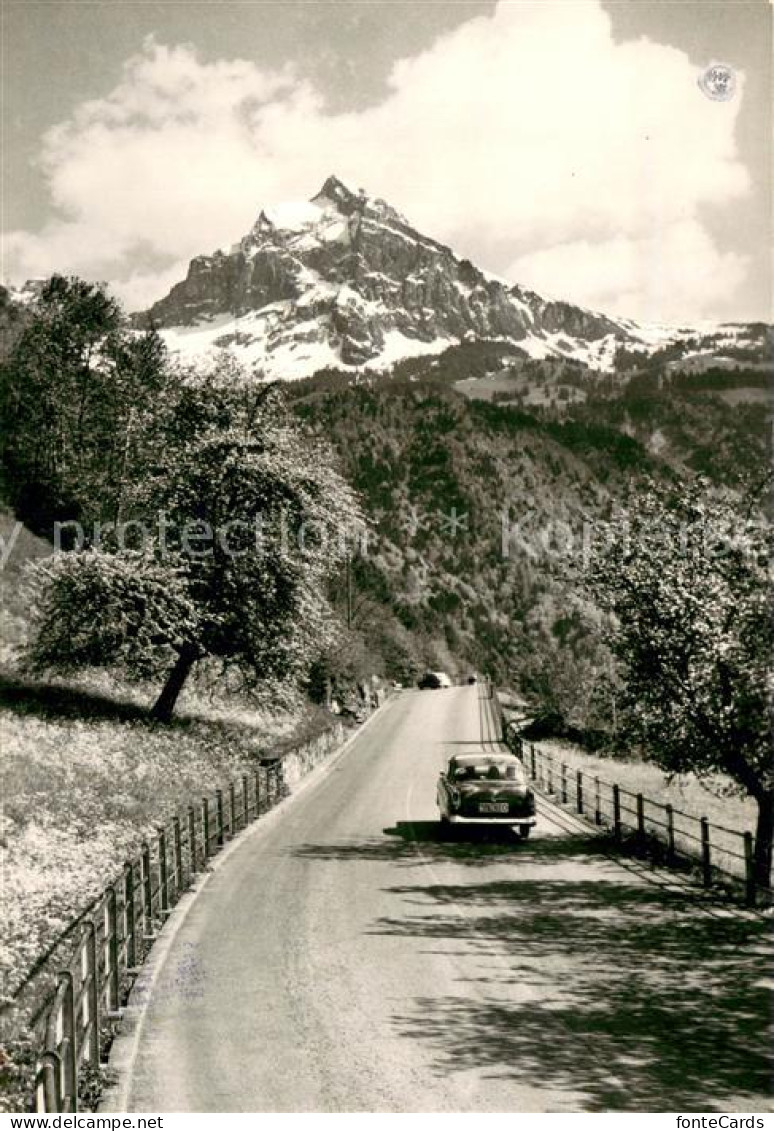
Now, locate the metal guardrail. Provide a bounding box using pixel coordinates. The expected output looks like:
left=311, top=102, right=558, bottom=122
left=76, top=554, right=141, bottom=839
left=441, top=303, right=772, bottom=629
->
left=30, top=722, right=347, bottom=1112
left=500, top=718, right=768, bottom=909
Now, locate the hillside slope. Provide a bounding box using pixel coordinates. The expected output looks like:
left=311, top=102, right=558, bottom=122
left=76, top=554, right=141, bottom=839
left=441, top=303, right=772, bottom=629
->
left=292, top=369, right=770, bottom=725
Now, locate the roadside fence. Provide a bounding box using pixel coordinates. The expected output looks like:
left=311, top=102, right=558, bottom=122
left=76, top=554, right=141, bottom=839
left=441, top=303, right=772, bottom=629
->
left=500, top=718, right=768, bottom=909
left=26, top=719, right=348, bottom=1113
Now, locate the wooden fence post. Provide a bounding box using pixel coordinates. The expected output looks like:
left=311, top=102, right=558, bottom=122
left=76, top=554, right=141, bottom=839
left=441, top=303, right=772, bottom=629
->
left=187, top=805, right=198, bottom=875
left=636, top=793, right=645, bottom=848
left=700, top=817, right=712, bottom=887
left=35, top=1051, right=61, bottom=1113
left=530, top=745, right=536, bottom=780
left=613, top=785, right=621, bottom=843
left=229, top=782, right=237, bottom=836
left=58, top=971, right=77, bottom=1111
left=594, top=777, right=601, bottom=825
left=255, top=770, right=262, bottom=816
left=576, top=771, right=583, bottom=815
left=172, top=818, right=183, bottom=895
left=744, top=832, right=756, bottom=907
left=141, top=842, right=153, bottom=939
left=560, top=764, right=567, bottom=804
left=105, top=886, right=120, bottom=1015
left=123, top=862, right=136, bottom=971
left=202, top=797, right=210, bottom=859
left=81, top=921, right=100, bottom=1064
left=216, top=789, right=224, bottom=847
left=157, top=827, right=169, bottom=914
left=242, top=775, right=250, bottom=825
left=547, top=759, right=553, bottom=796
left=665, top=804, right=675, bottom=864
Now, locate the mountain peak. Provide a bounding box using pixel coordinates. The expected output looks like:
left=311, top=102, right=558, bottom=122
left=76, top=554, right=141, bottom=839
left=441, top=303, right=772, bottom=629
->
left=312, top=175, right=364, bottom=213
left=140, top=176, right=757, bottom=380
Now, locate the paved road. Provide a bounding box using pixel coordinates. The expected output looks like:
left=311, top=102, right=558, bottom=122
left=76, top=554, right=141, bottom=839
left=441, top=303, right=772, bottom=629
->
left=108, top=687, right=772, bottom=1113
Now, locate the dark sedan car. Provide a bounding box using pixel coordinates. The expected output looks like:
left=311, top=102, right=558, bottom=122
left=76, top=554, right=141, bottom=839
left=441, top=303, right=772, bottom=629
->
left=437, top=752, right=536, bottom=837
left=418, top=671, right=442, bottom=689
left=418, top=671, right=451, bottom=689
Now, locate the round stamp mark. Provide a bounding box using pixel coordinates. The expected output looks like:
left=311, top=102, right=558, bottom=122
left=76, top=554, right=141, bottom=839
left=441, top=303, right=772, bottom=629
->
left=698, top=62, right=736, bottom=102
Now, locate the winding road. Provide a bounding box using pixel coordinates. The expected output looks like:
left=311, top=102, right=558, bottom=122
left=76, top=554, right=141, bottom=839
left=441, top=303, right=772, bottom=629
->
left=105, top=686, right=772, bottom=1113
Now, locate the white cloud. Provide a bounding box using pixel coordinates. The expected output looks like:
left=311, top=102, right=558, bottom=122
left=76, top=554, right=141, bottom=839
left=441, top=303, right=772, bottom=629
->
left=508, top=221, right=749, bottom=324
left=107, top=261, right=195, bottom=315
left=4, top=4, right=751, bottom=322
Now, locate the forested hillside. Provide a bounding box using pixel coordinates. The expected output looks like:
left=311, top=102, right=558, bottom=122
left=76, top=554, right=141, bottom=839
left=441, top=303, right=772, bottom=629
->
left=292, top=363, right=771, bottom=734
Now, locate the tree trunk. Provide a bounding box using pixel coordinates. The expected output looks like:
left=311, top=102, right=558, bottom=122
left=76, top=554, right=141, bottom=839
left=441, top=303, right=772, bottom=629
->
left=753, top=792, right=773, bottom=891
left=151, top=645, right=198, bottom=723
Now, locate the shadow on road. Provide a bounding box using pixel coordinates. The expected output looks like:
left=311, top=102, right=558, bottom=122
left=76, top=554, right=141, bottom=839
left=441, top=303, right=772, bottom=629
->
left=290, top=820, right=602, bottom=867
left=290, top=823, right=772, bottom=1110
left=379, top=876, right=772, bottom=1111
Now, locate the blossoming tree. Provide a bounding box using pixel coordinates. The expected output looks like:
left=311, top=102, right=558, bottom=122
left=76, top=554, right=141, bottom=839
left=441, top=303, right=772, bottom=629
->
left=27, top=361, right=365, bottom=721
left=586, top=483, right=772, bottom=888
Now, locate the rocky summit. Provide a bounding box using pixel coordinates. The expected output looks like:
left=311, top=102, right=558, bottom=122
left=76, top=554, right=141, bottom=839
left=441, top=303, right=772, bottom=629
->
left=138, top=176, right=762, bottom=379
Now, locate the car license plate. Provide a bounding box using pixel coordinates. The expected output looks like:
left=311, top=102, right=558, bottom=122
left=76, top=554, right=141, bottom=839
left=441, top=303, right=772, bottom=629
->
left=479, top=802, right=509, bottom=814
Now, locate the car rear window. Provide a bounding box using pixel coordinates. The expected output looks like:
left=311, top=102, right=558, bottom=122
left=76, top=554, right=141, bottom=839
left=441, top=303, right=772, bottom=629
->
left=451, top=762, right=524, bottom=782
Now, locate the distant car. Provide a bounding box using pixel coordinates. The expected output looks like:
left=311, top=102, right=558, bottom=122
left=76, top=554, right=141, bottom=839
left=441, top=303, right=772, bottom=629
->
left=418, top=671, right=442, bottom=689
left=418, top=670, right=452, bottom=690
left=437, top=752, right=536, bottom=837
left=467, top=674, right=477, bottom=685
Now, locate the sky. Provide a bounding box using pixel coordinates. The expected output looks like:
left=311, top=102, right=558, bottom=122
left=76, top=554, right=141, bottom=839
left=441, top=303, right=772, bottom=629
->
left=2, top=0, right=771, bottom=324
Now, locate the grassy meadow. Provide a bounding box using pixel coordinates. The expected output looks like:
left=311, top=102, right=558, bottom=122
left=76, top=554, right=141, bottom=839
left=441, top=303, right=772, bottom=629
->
left=0, top=671, right=306, bottom=1003
left=0, top=514, right=314, bottom=1001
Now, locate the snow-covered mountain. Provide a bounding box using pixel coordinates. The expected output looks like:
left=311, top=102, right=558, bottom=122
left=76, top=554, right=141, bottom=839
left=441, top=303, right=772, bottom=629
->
left=138, top=176, right=767, bottom=380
